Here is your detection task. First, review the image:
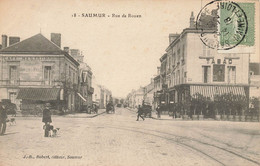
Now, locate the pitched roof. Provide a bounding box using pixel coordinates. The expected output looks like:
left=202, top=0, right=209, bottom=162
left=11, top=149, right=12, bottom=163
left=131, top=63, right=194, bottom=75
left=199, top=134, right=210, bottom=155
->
left=0, top=33, right=80, bottom=66
left=0, top=33, right=63, bottom=54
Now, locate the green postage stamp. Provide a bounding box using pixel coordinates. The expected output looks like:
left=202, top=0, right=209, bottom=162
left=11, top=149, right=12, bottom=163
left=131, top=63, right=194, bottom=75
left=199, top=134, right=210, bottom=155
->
left=196, top=0, right=257, bottom=53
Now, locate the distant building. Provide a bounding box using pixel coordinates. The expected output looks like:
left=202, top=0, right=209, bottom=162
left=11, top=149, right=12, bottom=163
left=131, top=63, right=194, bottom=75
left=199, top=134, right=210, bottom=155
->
left=135, top=87, right=145, bottom=108
left=92, top=76, right=112, bottom=109
left=144, top=78, right=154, bottom=109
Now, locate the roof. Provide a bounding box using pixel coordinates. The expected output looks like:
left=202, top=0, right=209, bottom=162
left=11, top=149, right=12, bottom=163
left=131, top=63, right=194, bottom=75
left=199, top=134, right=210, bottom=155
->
left=165, top=28, right=215, bottom=52
left=250, top=63, right=260, bottom=75
left=0, top=33, right=63, bottom=54
left=0, top=33, right=80, bottom=66
left=17, top=88, right=60, bottom=101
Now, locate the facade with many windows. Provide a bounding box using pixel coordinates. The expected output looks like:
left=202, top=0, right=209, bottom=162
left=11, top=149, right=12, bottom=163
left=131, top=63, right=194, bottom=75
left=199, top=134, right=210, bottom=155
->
left=0, top=33, right=80, bottom=113
left=156, top=12, right=249, bottom=116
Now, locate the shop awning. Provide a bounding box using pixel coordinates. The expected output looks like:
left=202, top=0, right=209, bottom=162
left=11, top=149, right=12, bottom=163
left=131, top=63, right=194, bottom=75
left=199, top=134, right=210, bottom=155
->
left=17, top=88, right=60, bottom=101
left=190, top=85, right=246, bottom=99
left=77, top=93, right=87, bottom=102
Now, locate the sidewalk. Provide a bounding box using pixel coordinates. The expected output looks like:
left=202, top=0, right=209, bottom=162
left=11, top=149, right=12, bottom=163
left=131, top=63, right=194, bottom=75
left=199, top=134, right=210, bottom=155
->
left=150, top=111, right=175, bottom=120
left=63, top=109, right=106, bottom=118
left=14, top=109, right=107, bottom=118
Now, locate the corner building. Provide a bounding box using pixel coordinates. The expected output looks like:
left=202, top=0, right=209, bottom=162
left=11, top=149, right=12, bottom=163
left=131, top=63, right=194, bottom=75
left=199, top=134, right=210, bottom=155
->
left=0, top=33, right=80, bottom=113
left=162, top=12, right=249, bottom=116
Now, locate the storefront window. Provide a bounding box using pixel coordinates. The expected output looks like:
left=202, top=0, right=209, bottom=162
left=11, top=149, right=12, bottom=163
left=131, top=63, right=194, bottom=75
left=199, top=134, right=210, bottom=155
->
left=213, top=64, right=225, bottom=82
left=228, top=66, right=236, bottom=84
left=203, top=66, right=211, bottom=83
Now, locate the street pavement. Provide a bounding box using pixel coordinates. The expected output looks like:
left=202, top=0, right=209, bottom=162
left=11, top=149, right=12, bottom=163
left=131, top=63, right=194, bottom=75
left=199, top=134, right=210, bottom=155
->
left=0, top=107, right=259, bottom=166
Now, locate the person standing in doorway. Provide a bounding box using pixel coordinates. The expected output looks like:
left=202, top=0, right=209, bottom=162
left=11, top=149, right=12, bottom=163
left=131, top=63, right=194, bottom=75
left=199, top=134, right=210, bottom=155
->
left=0, top=103, right=7, bottom=135
left=42, top=103, right=52, bottom=137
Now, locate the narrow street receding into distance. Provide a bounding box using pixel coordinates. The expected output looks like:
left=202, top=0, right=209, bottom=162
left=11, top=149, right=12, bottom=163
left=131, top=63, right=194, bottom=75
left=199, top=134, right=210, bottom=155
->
left=0, top=107, right=259, bottom=166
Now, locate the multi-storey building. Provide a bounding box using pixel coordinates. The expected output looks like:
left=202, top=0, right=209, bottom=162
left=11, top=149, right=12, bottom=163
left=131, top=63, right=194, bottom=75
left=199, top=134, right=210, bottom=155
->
left=70, top=48, right=94, bottom=112
left=157, top=12, right=250, bottom=115
left=0, top=33, right=80, bottom=112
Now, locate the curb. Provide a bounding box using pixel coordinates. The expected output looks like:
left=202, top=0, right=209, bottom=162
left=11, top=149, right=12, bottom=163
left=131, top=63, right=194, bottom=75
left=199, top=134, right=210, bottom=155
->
left=62, top=111, right=106, bottom=118
left=150, top=117, right=174, bottom=121
left=14, top=111, right=107, bottom=119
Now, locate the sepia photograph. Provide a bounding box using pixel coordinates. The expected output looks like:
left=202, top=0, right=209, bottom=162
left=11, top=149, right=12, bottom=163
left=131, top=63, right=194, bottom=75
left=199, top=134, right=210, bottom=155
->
left=0, top=0, right=259, bottom=165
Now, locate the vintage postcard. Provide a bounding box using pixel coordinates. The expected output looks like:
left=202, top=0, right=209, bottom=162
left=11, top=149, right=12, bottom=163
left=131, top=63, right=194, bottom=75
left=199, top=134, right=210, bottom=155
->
left=0, top=0, right=259, bottom=166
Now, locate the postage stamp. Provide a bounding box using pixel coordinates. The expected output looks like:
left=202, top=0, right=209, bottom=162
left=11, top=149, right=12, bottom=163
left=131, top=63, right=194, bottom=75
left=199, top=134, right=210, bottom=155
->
left=196, top=0, right=256, bottom=53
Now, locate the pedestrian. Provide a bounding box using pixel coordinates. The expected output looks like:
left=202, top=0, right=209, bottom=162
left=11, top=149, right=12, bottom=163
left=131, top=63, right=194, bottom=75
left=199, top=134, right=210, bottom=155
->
left=42, top=103, right=52, bottom=137
left=0, top=103, right=7, bottom=135
left=156, top=105, right=161, bottom=118
left=136, top=105, right=144, bottom=121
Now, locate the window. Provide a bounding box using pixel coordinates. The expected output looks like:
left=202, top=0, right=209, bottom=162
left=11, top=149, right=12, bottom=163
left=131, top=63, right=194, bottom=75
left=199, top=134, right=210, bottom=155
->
left=168, top=56, right=172, bottom=71
left=177, top=49, right=180, bottom=63
left=177, top=70, right=180, bottom=85
left=203, top=45, right=211, bottom=57
left=173, top=72, right=175, bottom=86
left=73, top=72, right=75, bottom=84
left=228, top=66, right=236, bottom=84
left=173, top=53, right=176, bottom=66
left=181, top=70, right=184, bottom=84
left=203, top=66, right=211, bottom=83
left=182, top=45, right=185, bottom=64
left=213, top=65, right=225, bottom=82
left=44, top=66, right=52, bottom=85
left=9, top=66, right=18, bottom=85
left=9, top=92, right=17, bottom=103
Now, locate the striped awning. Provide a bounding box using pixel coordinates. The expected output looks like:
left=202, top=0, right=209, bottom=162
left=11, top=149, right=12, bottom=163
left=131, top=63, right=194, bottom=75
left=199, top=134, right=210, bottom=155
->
left=17, top=88, right=60, bottom=101
left=77, top=93, right=87, bottom=102
left=190, top=85, right=246, bottom=99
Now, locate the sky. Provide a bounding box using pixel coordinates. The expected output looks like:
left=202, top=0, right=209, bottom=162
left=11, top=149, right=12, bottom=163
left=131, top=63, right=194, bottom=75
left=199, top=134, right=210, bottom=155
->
left=0, top=0, right=259, bottom=98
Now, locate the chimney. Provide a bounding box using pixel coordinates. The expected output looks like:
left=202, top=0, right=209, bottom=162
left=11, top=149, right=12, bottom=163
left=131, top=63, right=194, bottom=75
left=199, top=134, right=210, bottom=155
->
left=169, top=33, right=179, bottom=44
left=190, top=11, right=195, bottom=28
left=2, top=35, right=7, bottom=49
left=64, top=47, right=69, bottom=53
left=51, top=33, right=61, bottom=47
left=9, top=36, right=20, bottom=46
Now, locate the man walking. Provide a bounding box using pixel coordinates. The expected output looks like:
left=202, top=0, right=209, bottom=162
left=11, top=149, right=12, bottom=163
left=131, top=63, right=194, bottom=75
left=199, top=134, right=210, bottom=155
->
left=156, top=105, right=161, bottom=118
left=136, top=105, right=144, bottom=121
left=42, top=103, right=52, bottom=137
left=0, top=103, right=7, bottom=135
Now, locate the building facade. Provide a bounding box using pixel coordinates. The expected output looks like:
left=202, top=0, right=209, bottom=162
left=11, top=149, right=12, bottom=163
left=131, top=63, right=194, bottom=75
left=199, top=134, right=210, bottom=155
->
left=0, top=33, right=80, bottom=113
left=70, top=48, right=94, bottom=112
left=144, top=78, right=154, bottom=109
left=156, top=12, right=250, bottom=116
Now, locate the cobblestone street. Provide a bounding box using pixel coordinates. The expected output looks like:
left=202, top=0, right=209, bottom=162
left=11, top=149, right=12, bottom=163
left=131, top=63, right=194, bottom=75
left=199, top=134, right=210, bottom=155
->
left=0, top=107, right=259, bottom=166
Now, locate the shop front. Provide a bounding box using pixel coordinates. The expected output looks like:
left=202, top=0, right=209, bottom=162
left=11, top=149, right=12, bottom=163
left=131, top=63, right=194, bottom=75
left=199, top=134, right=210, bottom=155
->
left=16, top=88, right=63, bottom=116
left=167, top=84, right=249, bottom=119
